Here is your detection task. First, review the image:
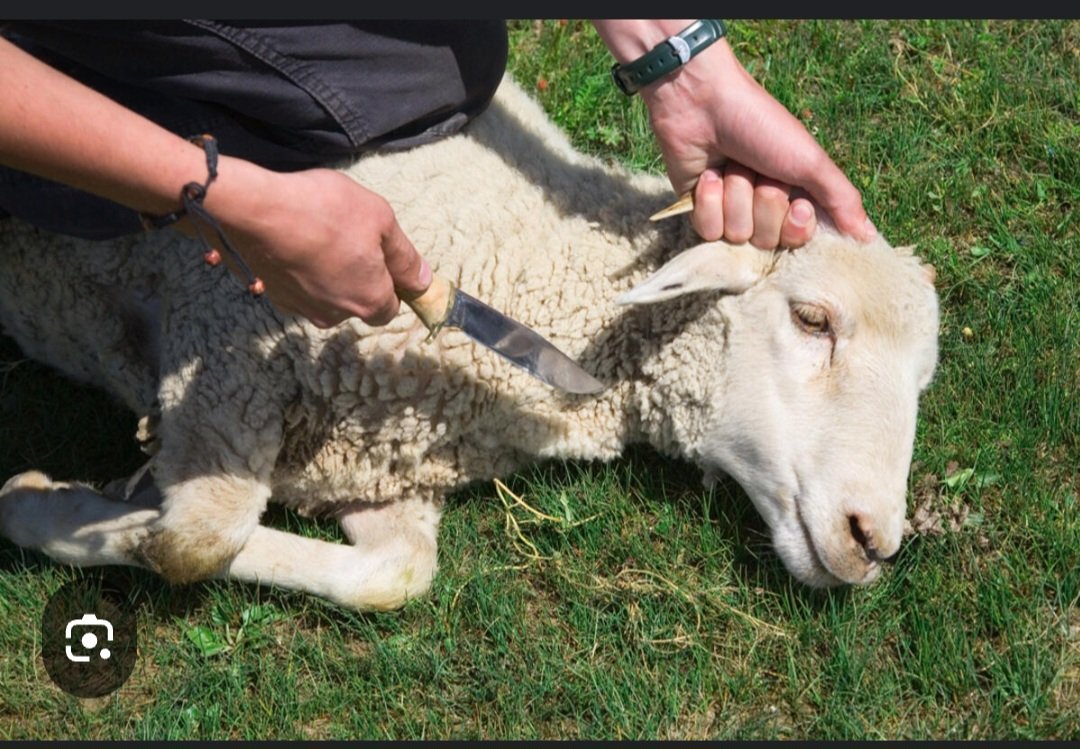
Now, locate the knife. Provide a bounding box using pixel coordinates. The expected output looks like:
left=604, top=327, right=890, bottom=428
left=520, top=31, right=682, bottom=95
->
left=400, top=273, right=605, bottom=395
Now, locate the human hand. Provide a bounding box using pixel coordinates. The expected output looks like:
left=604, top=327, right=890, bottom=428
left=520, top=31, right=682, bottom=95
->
left=641, top=38, right=875, bottom=249
left=201, top=162, right=431, bottom=329
left=593, top=20, right=873, bottom=249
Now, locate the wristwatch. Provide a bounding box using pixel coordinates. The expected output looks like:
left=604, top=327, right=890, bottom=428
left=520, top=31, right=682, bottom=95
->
left=611, top=19, right=727, bottom=96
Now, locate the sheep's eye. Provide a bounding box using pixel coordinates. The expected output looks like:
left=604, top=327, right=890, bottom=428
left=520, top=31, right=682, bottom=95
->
left=791, top=302, right=831, bottom=337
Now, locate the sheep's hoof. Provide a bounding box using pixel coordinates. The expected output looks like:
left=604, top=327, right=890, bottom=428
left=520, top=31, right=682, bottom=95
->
left=1, top=470, right=61, bottom=494
left=101, top=477, right=128, bottom=500
left=136, top=413, right=161, bottom=455
left=102, top=460, right=158, bottom=503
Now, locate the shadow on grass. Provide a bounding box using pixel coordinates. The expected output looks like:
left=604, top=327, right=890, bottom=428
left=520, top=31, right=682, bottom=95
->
left=444, top=442, right=853, bottom=617
left=0, top=333, right=145, bottom=485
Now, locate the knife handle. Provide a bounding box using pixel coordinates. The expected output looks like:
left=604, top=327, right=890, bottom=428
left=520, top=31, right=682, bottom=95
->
left=400, top=273, right=455, bottom=333
left=649, top=190, right=695, bottom=222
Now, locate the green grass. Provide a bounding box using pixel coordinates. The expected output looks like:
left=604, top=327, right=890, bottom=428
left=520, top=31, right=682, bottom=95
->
left=1, top=19, right=1077, bottom=740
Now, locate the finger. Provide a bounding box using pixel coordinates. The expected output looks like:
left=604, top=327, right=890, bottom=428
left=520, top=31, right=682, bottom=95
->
left=307, top=310, right=349, bottom=329
left=690, top=168, right=724, bottom=240
left=802, top=155, right=875, bottom=241
left=356, top=270, right=400, bottom=327
left=778, top=197, right=817, bottom=249
left=382, top=217, right=432, bottom=296
left=750, top=176, right=791, bottom=250
left=262, top=289, right=304, bottom=321
left=267, top=289, right=347, bottom=330
left=722, top=162, right=755, bottom=244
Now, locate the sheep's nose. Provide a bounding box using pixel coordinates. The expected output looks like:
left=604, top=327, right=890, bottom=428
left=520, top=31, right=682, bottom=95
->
left=847, top=513, right=898, bottom=564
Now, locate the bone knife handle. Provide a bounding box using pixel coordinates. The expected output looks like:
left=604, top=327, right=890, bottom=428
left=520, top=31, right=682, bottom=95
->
left=400, top=273, right=455, bottom=332
left=649, top=190, right=695, bottom=222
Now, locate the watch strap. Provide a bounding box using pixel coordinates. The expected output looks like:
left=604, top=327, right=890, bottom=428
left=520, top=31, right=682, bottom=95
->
left=611, top=20, right=727, bottom=96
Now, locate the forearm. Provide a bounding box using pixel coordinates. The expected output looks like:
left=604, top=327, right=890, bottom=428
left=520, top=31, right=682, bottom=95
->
left=0, top=36, right=431, bottom=328
left=590, top=19, right=746, bottom=91
left=591, top=19, right=760, bottom=141
left=591, top=19, right=698, bottom=61
left=0, top=37, right=267, bottom=225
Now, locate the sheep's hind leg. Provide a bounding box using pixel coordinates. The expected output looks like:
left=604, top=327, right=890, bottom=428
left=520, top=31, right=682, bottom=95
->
left=0, top=471, right=159, bottom=568
left=222, top=496, right=441, bottom=611
left=135, top=469, right=273, bottom=585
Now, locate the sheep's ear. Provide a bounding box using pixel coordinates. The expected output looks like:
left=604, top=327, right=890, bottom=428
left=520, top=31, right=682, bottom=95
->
left=616, top=242, right=769, bottom=306
left=894, top=244, right=936, bottom=285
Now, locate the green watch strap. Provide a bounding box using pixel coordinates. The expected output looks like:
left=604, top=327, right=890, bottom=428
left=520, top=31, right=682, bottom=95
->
left=611, top=19, right=727, bottom=96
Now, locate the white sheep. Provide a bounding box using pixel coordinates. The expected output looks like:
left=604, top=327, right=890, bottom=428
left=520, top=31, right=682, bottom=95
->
left=0, top=76, right=940, bottom=609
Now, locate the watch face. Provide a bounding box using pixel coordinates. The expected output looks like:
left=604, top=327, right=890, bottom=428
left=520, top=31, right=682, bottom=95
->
left=668, top=34, right=692, bottom=65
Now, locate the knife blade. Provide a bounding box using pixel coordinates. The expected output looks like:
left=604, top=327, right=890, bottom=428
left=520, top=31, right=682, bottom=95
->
left=400, top=273, right=605, bottom=395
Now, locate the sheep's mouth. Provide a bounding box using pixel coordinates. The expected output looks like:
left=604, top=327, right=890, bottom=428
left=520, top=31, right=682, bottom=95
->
left=791, top=493, right=846, bottom=587
left=703, top=464, right=848, bottom=587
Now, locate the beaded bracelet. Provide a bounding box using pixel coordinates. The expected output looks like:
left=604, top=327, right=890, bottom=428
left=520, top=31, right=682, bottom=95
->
left=140, top=134, right=265, bottom=297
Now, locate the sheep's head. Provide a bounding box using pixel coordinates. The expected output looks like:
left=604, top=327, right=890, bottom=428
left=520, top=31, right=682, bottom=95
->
left=618, top=230, right=939, bottom=586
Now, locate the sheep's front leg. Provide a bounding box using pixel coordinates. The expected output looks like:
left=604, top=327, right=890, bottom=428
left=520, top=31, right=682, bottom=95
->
left=0, top=465, right=270, bottom=581
left=0, top=455, right=277, bottom=583
left=223, top=496, right=441, bottom=611
left=0, top=471, right=159, bottom=568
left=134, top=308, right=289, bottom=584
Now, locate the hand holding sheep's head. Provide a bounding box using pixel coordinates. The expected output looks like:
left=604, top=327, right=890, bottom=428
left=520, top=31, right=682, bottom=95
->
left=617, top=231, right=939, bottom=586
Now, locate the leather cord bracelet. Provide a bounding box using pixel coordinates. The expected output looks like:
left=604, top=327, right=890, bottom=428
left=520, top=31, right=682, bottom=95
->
left=611, top=19, right=727, bottom=96
left=140, top=134, right=265, bottom=297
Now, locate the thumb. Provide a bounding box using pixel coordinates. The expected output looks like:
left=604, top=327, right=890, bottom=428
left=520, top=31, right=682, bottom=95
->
left=383, top=220, right=433, bottom=297
left=804, top=161, right=875, bottom=241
